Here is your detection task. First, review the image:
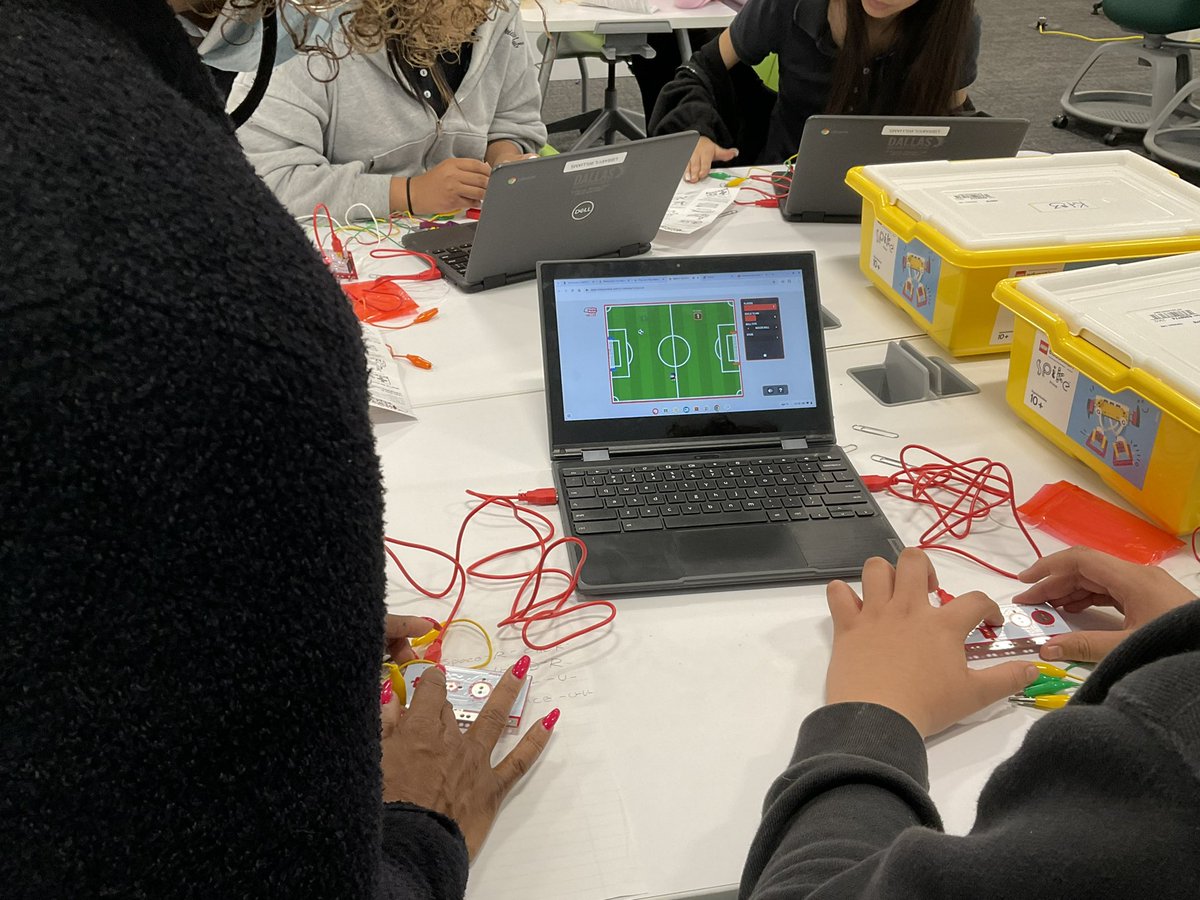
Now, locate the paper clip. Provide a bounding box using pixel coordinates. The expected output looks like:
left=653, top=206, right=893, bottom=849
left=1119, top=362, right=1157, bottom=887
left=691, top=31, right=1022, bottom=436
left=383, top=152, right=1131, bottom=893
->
left=842, top=443, right=858, bottom=454
left=870, top=454, right=902, bottom=468
left=852, top=424, right=900, bottom=438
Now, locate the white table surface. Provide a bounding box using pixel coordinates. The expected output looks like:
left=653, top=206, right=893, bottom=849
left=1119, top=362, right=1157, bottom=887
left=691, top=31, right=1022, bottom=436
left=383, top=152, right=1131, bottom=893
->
left=373, top=337, right=1200, bottom=900
left=378, top=202, right=923, bottom=410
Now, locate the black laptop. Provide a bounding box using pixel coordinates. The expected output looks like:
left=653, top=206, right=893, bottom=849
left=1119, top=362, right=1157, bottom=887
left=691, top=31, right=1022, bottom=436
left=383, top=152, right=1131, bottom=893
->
left=537, top=251, right=903, bottom=595
left=779, top=115, right=1030, bottom=223
left=401, top=133, right=698, bottom=292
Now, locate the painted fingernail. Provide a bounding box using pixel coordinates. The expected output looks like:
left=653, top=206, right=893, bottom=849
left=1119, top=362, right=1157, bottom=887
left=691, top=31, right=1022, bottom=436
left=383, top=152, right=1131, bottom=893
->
left=380, top=680, right=394, bottom=705
left=1042, top=645, right=1064, bottom=660
left=513, top=655, right=531, bottom=680
left=542, top=708, right=561, bottom=731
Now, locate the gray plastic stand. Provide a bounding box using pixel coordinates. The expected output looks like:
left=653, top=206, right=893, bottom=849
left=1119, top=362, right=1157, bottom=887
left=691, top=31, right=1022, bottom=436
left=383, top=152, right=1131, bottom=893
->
left=820, top=306, right=841, bottom=330
left=848, top=340, right=979, bottom=406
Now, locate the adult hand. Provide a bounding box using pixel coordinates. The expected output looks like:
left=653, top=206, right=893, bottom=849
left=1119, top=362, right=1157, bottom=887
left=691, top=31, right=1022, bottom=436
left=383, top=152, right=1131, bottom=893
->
left=1014, top=547, right=1196, bottom=662
left=824, top=549, right=1039, bottom=738
left=380, top=657, right=558, bottom=859
left=384, top=614, right=439, bottom=665
left=409, top=158, right=491, bottom=214
left=685, top=136, right=737, bottom=183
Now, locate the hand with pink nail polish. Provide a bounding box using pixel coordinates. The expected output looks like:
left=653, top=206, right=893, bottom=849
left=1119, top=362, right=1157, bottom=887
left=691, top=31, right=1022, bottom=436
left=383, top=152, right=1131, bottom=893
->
left=380, top=654, right=557, bottom=860
left=384, top=613, right=440, bottom=665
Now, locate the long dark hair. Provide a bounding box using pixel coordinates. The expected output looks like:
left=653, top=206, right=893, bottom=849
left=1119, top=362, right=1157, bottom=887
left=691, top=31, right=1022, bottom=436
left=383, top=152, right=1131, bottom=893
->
left=825, top=0, right=973, bottom=115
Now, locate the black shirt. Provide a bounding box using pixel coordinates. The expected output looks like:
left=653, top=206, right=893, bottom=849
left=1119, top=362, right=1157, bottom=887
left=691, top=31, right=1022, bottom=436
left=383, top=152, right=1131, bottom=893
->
left=730, top=0, right=981, bottom=164
left=396, top=44, right=474, bottom=118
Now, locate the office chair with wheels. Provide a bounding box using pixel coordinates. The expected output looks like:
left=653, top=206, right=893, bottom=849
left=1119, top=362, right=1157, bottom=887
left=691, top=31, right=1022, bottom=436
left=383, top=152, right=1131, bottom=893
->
left=1054, top=0, right=1200, bottom=145
left=538, top=21, right=672, bottom=150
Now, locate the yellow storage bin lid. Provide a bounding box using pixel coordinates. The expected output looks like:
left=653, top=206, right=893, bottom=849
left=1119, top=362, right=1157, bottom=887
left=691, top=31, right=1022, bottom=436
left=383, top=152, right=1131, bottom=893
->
left=847, top=150, right=1200, bottom=257
left=995, top=253, right=1200, bottom=426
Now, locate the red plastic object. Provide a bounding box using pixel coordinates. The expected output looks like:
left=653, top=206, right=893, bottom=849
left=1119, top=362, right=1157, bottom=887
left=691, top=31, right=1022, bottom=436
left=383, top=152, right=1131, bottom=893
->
left=1017, top=481, right=1183, bottom=565
left=466, top=208, right=482, bottom=220
left=342, top=278, right=419, bottom=323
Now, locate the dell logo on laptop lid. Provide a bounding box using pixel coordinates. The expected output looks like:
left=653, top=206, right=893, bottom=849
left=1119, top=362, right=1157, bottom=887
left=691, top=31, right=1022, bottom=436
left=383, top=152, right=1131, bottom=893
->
left=572, top=201, right=595, bottom=220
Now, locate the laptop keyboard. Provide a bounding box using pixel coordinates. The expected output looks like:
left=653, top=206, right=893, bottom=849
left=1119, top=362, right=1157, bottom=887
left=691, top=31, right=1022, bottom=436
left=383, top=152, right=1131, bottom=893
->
left=433, top=242, right=473, bottom=275
left=560, top=453, right=874, bottom=535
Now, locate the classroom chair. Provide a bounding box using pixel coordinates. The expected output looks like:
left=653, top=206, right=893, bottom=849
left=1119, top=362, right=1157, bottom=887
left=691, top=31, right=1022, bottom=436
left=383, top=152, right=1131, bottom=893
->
left=1054, top=0, right=1200, bottom=145
left=537, top=21, right=672, bottom=150
left=1144, top=71, right=1200, bottom=174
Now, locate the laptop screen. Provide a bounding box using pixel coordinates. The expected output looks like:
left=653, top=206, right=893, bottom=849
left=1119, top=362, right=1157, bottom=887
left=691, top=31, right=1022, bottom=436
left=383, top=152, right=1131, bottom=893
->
left=554, top=268, right=817, bottom=422
left=539, top=252, right=835, bottom=453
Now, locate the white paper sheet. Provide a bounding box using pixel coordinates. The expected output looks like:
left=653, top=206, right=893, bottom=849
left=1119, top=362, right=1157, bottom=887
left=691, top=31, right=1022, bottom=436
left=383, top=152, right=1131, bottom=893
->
left=578, top=0, right=658, bottom=13
left=360, top=324, right=416, bottom=419
left=659, top=178, right=737, bottom=234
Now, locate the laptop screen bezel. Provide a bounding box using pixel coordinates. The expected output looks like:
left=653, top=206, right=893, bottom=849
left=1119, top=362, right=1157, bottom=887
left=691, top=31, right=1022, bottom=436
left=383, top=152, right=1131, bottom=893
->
left=538, top=251, right=834, bottom=454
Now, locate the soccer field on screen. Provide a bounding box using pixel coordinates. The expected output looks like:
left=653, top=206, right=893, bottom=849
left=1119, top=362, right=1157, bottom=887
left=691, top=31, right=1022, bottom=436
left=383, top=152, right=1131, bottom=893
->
left=606, top=301, right=743, bottom=403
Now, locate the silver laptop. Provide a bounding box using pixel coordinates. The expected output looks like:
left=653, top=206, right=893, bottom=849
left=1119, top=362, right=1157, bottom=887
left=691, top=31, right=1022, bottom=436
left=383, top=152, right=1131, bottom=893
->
left=537, top=251, right=903, bottom=595
left=401, top=133, right=698, bottom=293
left=779, top=115, right=1030, bottom=223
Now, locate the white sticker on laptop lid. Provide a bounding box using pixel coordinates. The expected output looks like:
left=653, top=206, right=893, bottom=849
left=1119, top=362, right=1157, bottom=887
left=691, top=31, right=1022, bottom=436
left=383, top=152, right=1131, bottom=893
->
left=880, top=125, right=950, bottom=137
left=564, top=152, right=627, bottom=173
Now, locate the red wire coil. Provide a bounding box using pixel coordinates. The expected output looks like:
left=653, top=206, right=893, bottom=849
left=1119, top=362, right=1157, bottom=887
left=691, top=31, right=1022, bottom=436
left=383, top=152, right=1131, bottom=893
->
left=383, top=491, right=617, bottom=652
left=876, top=444, right=1043, bottom=579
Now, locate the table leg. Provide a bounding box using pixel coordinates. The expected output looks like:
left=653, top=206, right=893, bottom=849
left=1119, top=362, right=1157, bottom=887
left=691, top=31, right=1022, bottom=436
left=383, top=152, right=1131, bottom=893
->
left=675, top=29, right=693, bottom=61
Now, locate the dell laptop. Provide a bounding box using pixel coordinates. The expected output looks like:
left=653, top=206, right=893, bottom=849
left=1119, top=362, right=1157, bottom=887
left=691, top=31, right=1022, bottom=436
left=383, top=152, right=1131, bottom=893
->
left=779, top=115, right=1030, bottom=223
left=537, top=251, right=903, bottom=595
left=401, top=132, right=699, bottom=293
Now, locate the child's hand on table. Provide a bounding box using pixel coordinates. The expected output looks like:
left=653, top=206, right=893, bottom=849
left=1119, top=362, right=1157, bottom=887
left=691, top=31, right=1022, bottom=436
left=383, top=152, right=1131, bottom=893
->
left=824, top=549, right=1039, bottom=737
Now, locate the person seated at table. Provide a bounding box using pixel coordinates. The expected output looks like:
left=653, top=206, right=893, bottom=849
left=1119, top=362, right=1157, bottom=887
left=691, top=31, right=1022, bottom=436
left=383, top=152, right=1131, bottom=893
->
left=650, top=0, right=981, bottom=182
left=227, top=0, right=548, bottom=220
left=4, top=1, right=555, bottom=896
left=739, top=546, right=1200, bottom=898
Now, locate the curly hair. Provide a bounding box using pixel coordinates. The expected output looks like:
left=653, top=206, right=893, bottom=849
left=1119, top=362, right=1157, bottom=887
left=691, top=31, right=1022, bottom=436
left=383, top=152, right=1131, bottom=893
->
left=190, top=0, right=507, bottom=67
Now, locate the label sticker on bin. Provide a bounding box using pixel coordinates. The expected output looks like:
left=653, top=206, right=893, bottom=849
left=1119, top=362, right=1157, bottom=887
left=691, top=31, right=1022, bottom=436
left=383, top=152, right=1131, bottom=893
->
left=1024, top=331, right=1163, bottom=489
left=871, top=223, right=942, bottom=323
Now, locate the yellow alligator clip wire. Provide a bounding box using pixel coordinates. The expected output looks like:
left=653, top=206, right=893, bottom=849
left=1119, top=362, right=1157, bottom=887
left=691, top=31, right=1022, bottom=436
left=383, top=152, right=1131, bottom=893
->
left=410, top=623, right=442, bottom=648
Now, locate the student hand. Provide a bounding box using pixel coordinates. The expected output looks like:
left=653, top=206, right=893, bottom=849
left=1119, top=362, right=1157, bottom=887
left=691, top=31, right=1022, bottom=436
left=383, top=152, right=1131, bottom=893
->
left=384, top=614, right=440, bottom=665
left=485, top=140, right=537, bottom=167
left=380, top=658, right=558, bottom=859
left=1014, top=547, right=1196, bottom=662
left=685, top=137, right=738, bottom=183
left=824, top=549, right=1039, bottom=738
left=409, top=158, right=492, bottom=214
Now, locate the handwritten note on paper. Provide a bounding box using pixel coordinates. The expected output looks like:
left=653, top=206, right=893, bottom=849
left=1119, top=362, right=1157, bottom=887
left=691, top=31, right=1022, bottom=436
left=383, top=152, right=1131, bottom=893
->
left=466, top=725, right=647, bottom=900
left=659, top=179, right=736, bottom=234
left=360, top=323, right=416, bottom=419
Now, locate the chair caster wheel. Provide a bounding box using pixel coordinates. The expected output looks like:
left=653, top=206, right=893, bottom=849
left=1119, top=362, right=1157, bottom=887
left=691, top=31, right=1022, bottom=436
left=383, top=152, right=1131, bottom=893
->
left=1103, top=130, right=1120, bottom=146
left=1052, top=114, right=1069, bottom=129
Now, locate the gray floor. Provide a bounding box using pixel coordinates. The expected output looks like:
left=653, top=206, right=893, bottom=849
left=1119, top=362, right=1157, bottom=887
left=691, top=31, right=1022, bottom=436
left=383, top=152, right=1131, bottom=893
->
left=538, top=0, right=1198, bottom=174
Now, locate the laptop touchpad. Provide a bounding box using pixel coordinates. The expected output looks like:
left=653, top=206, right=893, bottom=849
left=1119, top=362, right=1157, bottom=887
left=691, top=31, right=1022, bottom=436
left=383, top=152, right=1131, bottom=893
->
left=673, top=525, right=808, bottom=576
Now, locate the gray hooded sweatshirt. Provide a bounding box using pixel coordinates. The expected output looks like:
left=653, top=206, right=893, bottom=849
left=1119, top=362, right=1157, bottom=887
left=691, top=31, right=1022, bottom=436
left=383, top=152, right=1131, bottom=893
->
left=227, top=1, right=547, bottom=220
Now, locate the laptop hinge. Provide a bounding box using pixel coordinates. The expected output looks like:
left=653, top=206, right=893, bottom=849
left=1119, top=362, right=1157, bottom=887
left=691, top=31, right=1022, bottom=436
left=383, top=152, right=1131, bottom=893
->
left=781, top=438, right=809, bottom=450
left=582, top=448, right=611, bottom=462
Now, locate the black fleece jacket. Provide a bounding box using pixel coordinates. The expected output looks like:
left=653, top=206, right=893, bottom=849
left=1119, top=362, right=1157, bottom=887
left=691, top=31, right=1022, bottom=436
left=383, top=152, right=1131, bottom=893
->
left=0, top=2, right=466, bottom=897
